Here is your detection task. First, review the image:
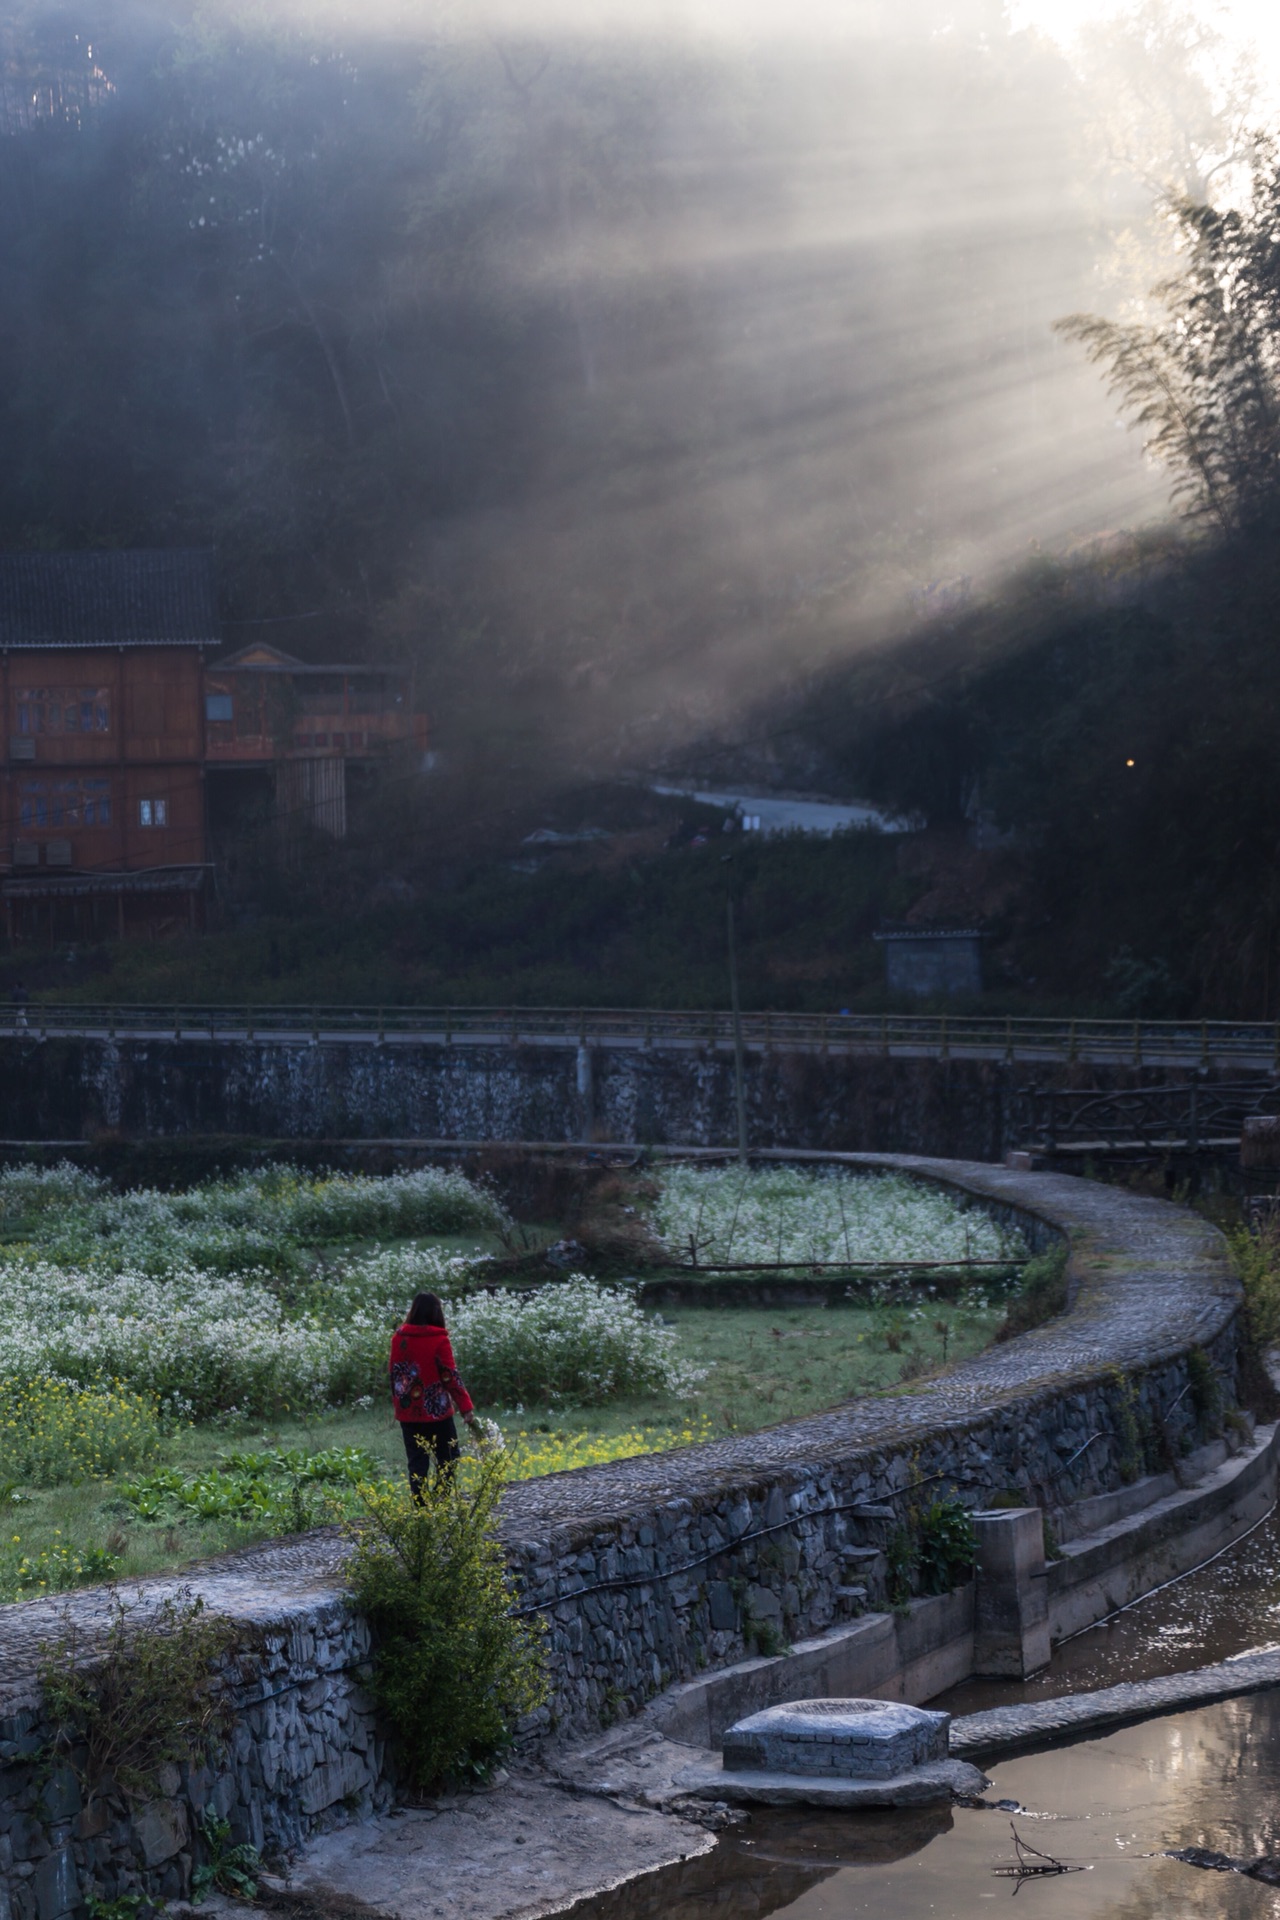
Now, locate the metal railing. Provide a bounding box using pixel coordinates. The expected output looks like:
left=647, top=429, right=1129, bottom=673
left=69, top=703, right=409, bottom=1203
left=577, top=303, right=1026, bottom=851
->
left=1031, top=1081, right=1280, bottom=1152
left=3, top=1004, right=1280, bottom=1066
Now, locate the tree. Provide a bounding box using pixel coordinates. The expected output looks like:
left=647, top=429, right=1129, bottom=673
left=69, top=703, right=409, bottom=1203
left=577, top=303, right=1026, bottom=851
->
left=1057, top=145, right=1280, bottom=532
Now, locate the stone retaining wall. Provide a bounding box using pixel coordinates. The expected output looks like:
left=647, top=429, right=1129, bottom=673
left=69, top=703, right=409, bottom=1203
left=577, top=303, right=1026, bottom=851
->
left=0, top=1157, right=1245, bottom=1920
left=0, top=1033, right=1263, bottom=1161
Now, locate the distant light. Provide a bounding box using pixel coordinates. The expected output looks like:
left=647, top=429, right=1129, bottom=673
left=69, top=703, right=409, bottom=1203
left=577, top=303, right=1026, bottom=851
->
left=1125, top=758, right=1135, bottom=768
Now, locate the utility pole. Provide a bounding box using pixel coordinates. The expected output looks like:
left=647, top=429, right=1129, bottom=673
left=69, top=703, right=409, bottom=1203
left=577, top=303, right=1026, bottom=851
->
left=723, top=859, right=748, bottom=1162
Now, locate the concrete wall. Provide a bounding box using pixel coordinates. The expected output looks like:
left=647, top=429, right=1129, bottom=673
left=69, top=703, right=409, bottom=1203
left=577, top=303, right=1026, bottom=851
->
left=0, top=1034, right=1255, bottom=1161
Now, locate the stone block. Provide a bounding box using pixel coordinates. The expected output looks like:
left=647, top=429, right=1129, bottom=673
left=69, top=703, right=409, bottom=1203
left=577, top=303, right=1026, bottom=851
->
left=722, top=1699, right=950, bottom=1781
left=745, top=1586, right=781, bottom=1624
left=134, top=1799, right=188, bottom=1867
left=707, top=1582, right=738, bottom=1632
left=8, top=1814, right=48, bottom=1862
left=37, top=1771, right=79, bottom=1828
left=32, top=1846, right=76, bottom=1920
left=297, top=1752, right=368, bottom=1818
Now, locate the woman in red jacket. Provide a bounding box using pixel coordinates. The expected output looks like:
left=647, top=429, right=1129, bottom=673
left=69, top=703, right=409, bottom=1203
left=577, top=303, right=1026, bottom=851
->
left=389, top=1291, right=479, bottom=1499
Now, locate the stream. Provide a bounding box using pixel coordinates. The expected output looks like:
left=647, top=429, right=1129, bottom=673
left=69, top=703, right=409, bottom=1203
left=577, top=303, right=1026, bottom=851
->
left=551, top=1504, right=1280, bottom=1919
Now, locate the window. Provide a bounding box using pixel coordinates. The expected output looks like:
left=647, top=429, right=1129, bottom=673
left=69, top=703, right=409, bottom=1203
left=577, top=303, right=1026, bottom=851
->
left=17, top=688, right=110, bottom=736
left=139, top=798, right=168, bottom=827
left=206, top=693, right=234, bottom=724
left=18, top=779, right=111, bottom=829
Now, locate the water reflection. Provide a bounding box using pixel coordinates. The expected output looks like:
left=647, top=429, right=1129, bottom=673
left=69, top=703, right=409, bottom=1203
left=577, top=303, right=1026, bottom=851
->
left=554, top=1692, right=1280, bottom=1919
left=553, top=1806, right=952, bottom=1920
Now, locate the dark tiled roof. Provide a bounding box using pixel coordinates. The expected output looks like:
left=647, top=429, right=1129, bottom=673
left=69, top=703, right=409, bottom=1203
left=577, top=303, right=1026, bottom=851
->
left=0, top=550, right=219, bottom=648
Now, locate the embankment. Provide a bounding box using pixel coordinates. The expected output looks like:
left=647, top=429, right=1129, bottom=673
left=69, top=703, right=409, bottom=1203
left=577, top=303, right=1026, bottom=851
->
left=0, top=1157, right=1250, bottom=1920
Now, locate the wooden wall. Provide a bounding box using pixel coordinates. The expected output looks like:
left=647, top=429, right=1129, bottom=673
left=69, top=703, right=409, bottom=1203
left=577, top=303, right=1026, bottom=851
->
left=2, top=647, right=205, bottom=872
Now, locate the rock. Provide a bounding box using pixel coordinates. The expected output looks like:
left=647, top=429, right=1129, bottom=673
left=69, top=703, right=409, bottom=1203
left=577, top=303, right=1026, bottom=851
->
left=134, top=1800, right=188, bottom=1867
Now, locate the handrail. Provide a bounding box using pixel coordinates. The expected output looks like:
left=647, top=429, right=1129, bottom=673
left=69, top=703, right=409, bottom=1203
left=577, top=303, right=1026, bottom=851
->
left=4, top=1004, right=1280, bottom=1063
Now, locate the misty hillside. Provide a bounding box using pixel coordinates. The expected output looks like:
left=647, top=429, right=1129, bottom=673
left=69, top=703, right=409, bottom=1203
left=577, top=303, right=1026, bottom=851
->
left=3, top=0, right=1279, bottom=1016
left=0, top=0, right=1155, bottom=771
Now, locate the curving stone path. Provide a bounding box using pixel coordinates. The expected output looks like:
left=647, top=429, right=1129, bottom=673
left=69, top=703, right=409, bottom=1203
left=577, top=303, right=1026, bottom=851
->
left=0, top=1155, right=1240, bottom=1717
left=495, top=1155, right=1239, bottom=1534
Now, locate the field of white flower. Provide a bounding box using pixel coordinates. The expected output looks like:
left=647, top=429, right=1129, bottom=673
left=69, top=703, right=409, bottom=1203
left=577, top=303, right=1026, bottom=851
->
left=0, top=1166, right=692, bottom=1418
left=0, top=1159, right=1029, bottom=1600
left=0, top=1161, right=510, bottom=1278
left=652, top=1165, right=1025, bottom=1269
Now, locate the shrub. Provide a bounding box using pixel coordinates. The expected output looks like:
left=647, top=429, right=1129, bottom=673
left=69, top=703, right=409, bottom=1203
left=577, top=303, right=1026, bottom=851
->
left=280, top=1168, right=509, bottom=1241
left=0, top=1160, right=107, bottom=1225
left=0, top=1375, right=161, bottom=1486
left=997, top=1243, right=1069, bottom=1341
left=345, top=1457, right=546, bottom=1791
left=1229, top=1222, right=1280, bottom=1351
left=450, top=1277, right=702, bottom=1406
left=39, top=1589, right=238, bottom=1800
left=2, top=1541, right=120, bottom=1599
left=15, top=1165, right=509, bottom=1282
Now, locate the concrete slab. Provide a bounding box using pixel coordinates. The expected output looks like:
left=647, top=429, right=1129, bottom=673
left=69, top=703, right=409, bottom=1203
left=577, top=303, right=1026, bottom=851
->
left=174, top=1776, right=712, bottom=1920
left=672, top=1754, right=989, bottom=1808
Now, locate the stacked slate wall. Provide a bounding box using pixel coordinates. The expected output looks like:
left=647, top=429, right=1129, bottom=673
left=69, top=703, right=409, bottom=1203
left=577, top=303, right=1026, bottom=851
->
left=0, top=1033, right=1261, bottom=1161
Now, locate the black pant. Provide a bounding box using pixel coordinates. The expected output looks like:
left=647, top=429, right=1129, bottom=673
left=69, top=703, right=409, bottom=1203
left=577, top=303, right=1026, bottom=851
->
left=400, top=1418, right=460, bottom=1500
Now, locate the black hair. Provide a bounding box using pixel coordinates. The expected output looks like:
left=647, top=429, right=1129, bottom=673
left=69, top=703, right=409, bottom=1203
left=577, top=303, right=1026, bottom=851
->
left=406, top=1291, right=446, bottom=1327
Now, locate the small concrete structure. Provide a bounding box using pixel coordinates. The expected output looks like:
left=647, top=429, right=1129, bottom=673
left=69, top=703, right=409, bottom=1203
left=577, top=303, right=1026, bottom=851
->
left=972, top=1507, right=1051, bottom=1677
left=875, top=925, right=984, bottom=998
left=671, top=1697, right=988, bottom=1808
left=722, top=1698, right=949, bottom=1780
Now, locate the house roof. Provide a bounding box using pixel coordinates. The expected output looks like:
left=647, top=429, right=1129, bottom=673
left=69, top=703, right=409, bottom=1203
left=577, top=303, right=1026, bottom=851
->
left=0, top=550, right=219, bottom=649
left=210, top=641, right=401, bottom=676
left=873, top=925, right=986, bottom=942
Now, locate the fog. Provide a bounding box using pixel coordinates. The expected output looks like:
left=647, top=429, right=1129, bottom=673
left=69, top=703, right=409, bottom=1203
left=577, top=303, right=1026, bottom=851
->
left=0, top=0, right=1251, bottom=790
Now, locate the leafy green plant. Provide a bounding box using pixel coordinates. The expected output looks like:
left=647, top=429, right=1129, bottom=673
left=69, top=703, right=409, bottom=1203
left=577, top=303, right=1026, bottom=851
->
left=1185, top=1345, right=1224, bottom=1434
left=3, top=1540, right=120, bottom=1600
left=997, top=1244, right=1069, bottom=1342
left=345, top=1454, right=546, bottom=1793
left=1229, top=1223, right=1280, bottom=1351
left=38, top=1589, right=238, bottom=1801
left=191, top=1815, right=260, bottom=1903
left=915, top=1497, right=977, bottom=1595
left=122, top=1445, right=380, bottom=1529
left=1107, top=1366, right=1144, bottom=1484
left=885, top=1523, right=916, bottom=1611
left=86, top=1894, right=146, bottom=1920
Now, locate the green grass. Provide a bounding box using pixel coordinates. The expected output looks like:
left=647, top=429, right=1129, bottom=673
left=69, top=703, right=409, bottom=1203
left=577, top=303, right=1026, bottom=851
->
left=1, top=1296, right=1003, bottom=1595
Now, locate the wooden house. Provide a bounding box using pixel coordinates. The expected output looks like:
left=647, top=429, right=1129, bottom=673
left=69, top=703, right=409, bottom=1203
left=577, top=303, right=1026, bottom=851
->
left=203, top=643, right=426, bottom=845
left=0, top=550, right=216, bottom=939
left=0, top=555, right=428, bottom=942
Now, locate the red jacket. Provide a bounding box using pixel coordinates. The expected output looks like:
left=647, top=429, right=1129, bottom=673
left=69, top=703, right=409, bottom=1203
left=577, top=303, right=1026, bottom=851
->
left=389, top=1323, right=474, bottom=1423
